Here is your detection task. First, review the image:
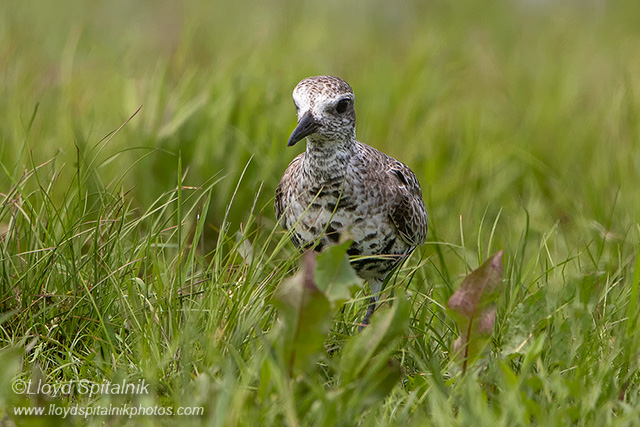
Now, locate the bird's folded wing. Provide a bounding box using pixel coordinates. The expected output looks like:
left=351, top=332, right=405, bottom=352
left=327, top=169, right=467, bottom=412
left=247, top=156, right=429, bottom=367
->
left=388, top=164, right=428, bottom=248
left=274, top=155, right=304, bottom=228
left=274, top=181, right=285, bottom=225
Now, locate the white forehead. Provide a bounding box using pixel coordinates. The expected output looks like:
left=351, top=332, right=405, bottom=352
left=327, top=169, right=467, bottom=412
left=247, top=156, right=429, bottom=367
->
left=292, top=76, right=354, bottom=110
left=292, top=88, right=320, bottom=109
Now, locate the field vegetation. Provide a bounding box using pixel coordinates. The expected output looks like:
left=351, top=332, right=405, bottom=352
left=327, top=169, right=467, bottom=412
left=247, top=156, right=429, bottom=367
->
left=1, top=0, right=640, bottom=425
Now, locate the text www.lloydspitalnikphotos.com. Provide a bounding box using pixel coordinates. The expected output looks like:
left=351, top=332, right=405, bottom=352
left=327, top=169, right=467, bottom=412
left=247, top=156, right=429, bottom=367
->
left=11, top=377, right=204, bottom=418
left=13, top=404, right=204, bottom=418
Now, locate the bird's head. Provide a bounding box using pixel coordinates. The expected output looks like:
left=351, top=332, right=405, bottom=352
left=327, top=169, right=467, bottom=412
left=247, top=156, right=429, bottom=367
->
left=287, top=75, right=356, bottom=147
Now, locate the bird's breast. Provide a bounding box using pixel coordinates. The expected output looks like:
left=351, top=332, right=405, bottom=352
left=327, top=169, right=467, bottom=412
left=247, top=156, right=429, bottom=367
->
left=286, top=187, right=402, bottom=256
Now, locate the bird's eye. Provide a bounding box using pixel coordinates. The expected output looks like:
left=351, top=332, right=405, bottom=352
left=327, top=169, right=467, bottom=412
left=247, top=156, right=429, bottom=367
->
left=335, top=99, right=349, bottom=114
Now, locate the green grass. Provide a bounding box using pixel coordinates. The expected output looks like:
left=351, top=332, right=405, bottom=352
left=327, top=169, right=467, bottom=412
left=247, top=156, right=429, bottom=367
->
left=1, top=0, right=640, bottom=425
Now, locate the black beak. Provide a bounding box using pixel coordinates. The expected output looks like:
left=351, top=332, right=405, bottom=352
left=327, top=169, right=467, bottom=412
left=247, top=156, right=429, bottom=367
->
left=287, top=111, right=319, bottom=147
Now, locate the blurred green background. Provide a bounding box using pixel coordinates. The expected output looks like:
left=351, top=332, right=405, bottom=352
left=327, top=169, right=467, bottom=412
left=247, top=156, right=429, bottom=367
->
left=2, top=0, right=638, bottom=242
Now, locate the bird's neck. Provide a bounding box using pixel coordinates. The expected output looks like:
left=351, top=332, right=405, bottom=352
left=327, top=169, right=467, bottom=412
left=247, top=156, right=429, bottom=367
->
left=303, top=137, right=355, bottom=181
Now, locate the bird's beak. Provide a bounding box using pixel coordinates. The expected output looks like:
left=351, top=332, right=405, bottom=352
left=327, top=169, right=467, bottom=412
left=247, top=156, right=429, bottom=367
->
left=287, top=111, right=319, bottom=147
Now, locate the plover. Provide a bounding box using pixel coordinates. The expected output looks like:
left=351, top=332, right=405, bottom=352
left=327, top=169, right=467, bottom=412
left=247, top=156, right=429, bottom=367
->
left=275, top=75, right=428, bottom=327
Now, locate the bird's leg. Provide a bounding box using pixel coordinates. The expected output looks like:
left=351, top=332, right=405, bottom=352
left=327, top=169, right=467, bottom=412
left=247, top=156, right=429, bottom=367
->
left=359, top=278, right=383, bottom=331
left=359, top=296, right=378, bottom=331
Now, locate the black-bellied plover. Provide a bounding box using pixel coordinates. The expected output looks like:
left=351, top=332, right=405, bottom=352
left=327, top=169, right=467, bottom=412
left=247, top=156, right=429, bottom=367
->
left=275, top=75, right=428, bottom=327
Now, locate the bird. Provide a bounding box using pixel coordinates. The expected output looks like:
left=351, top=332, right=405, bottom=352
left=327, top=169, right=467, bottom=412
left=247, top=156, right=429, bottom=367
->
left=275, top=75, right=428, bottom=328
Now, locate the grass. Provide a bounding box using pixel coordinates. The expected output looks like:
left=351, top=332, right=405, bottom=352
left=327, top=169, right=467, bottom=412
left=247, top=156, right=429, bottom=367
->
left=1, top=0, right=640, bottom=425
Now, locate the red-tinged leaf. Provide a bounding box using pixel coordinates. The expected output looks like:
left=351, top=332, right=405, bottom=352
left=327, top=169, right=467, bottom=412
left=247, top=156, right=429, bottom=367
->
left=448, top=251, right=503, bottom=317
left=475, top=306, right=497, bottom=335
left=447, top=250, right=503, bottom=373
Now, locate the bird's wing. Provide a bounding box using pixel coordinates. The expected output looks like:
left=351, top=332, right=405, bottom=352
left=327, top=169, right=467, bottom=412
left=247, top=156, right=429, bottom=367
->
left=387, top=162, right=428, bottom=248
left=274, top=154, right=304, bottom=228
left=274, top=180, right=285, bottom=225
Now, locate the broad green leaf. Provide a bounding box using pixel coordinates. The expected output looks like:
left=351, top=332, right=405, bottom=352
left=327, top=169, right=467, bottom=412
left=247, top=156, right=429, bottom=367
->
left=272, top=251, right=332, bottom=375
left=340, top=291, right=409, bottom=382
left=0, top=346, right=22, bottom=407
left=314, top=240, right=363, bottom=304
left=500, top=289, right=547, bottom=357
left=336, top=292, right=409, bottom=415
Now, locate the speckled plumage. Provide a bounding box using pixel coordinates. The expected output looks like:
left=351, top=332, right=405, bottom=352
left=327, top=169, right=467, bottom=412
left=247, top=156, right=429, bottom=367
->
left=275, top=75, right=428, bottom=326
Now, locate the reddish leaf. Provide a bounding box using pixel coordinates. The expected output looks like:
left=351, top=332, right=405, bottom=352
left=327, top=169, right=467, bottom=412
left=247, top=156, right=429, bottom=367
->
left=447, top=250, right=503, bottom=373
